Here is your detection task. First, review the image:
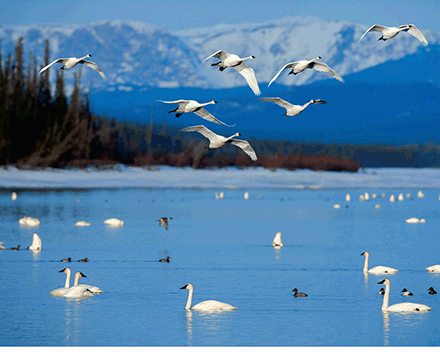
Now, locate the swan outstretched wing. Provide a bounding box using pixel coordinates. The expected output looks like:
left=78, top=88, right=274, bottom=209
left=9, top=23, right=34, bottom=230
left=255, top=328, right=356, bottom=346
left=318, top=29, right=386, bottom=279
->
left=402, top=24, right=428, bottom=46
left=80, top=60, right=106, bottom=78
left=259, top=97, right=294, bottom=110
left=194, top=108, right=235, bottom=127
left=311, top=62, right=344, bottom=82
left=268, top=62, right=297, bottom=87
left=359, top=24, right=388, bottom=42
left=230, top=139, right=258, bottom=161
left=181, top=125, right=219, bottom=142
left=38, top=58, right=69, bottom=74
left=158, top=99, right=190, bottom=106
left=233, top=62, right=261, bottom=96
left=202, top=50, right=229, bottom=63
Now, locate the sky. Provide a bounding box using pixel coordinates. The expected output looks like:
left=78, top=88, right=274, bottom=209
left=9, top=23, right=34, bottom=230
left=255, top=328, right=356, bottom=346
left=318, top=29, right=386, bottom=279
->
left=2, top=0, right=440, bottom=32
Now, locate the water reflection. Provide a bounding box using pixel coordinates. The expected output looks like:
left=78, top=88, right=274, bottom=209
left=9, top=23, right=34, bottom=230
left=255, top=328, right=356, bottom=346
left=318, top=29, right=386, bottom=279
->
left=273, top=247, right=282, bottom=260
left=382, top=311, right=390, bottom=346
left=185, top=310, right=193, bottom=345
left=63, top=298, right=89, bottom=345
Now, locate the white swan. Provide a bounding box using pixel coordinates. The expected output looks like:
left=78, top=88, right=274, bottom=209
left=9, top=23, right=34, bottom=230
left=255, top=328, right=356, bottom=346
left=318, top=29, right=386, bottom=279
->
left=389, top=195, right=395, bottom=202
left=398, top=193, right=404, bottom=201
left=27, top=233, right=42, bottom=251
left=406, top=217, right=420, bottom=223
left=418, top=190, right=425, bottom=198
left=425, top=265, right=440, bottom=273
left=11, top=192, right=17, bottom=201
left=272, top=232, right=284, bottom=247
left=158, top=217, right=172, bottom=230
left=0, top=242, right=5, bottom=250
left=50, top=268, right=72, bottom=296
left=259, top=98, right=327, bottom=117
left=359, top=24, right=428, bottom=46
left=378, top=278, right=431, bottom=312
left=202, top=50, right=261, bottom=96
left=180, top=283, right=237, bottom=311
left=158, top=99, right=233, bottom=127
left=361, top=251, right=398, bottom=274
left=181, top=125, right=257, bottom=161
left=104, top=218, right=124, bottom=226
left=244, top=192, right=249, bottom=200
left=19, top=216, right=40, bottom=226
left=72, top=271, right=103, bottom=294
left=268, top=56, right=344, bottom=87
left=39, top=54, right=106, bottom=78
left=74, top=221, right=91, bottom=226
left=346, top=194, right=351, bottom=202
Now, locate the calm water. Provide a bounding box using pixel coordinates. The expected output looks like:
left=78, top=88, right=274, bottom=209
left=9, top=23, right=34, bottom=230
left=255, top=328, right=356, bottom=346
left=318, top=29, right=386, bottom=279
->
left=0, top=187, right=439, bottom=346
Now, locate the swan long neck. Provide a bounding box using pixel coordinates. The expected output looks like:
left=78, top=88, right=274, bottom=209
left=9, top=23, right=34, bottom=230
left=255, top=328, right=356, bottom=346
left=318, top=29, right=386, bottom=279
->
left=382, top=281, right=390, bottom=310
left=64, top=269, right=71, bottom=288
left=227, top=133, right=240, bottom=141
left=200, top=101, right=216, bottom=107
left=74, top=272, right=82, bottom=286
left=242, top=55, right=254, bottom=61
left=363, top=253, right=369, bottom=272
left=185, top=287, right=193, bottom=310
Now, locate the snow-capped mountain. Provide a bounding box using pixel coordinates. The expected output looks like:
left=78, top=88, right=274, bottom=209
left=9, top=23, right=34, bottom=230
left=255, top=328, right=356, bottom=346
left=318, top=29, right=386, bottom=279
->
left=1, top=16, right=439, bottom=92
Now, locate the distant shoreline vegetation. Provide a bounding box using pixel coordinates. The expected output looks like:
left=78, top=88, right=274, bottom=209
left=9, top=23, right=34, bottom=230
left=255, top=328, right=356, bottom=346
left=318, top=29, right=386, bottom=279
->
left=1, top=38, right=439, bottom=173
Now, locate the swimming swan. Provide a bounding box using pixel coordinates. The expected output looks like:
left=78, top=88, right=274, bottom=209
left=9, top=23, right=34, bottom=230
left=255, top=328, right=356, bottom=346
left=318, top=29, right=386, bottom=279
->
left=359, top=24, right=428, bottom=46
left=27, top=233, right=42, bottom=251
left=361, top=251, right=398, bottom=274
left=158, top=217, right=172, bottom=230
left=378, top=278, right=431, bottom=312
left=158, top=99, right=233, bottom=127
left=180, top=283, right=237, bottom=311
left=425, top=265, right=440, bottom=273
left=0, top=242, right=5, bottom=250
left=181, top=125, right=257, bottom=161
left=104, top=218, right=124, bottom=227
left=50, top=268, right=72, bottom=296
left=74, top=221, right=91, bottom=226
left=272, top=232, right=284, bottom=247
left=19, top=216, right=40, bottom=226
left=39, top=54, right=106, bottom=78
left=259, top=98, right=327, bottom=117
left=268, top=56, right=344, bottom=87
left=72, top=271, right=103, bottom=294
left=202, top=50, right=261, bottom=96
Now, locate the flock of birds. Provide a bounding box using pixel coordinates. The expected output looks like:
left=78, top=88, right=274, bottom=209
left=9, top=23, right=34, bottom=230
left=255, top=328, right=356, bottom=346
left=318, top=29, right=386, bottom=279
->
left=4, top=21, right=434, bottom=310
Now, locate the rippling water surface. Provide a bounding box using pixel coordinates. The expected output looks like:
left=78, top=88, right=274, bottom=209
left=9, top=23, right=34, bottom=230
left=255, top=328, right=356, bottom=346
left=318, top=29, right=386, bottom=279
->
left=0, top=187, right=439, bottom=346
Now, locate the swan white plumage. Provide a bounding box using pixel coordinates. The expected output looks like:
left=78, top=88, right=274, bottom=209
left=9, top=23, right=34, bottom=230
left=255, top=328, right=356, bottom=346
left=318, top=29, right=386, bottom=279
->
left=418, top=190, right=425, bottom=198
left=158, top=99, right=233, bottom=127
left=71, top=271, right=103, bottom=294
left=272, top=232, right=284, bottom=247
left=406, top=217, right=420, bottom=223
left=425, top=265, right=440, bottom=273
left=11, top=192, right=17, bottom=201
left=359, top=24, right=428, bottom=46
left=27, top=233, right=42, bottom=251
left=104, top=218, right=124, bottom=226
left=74, top=221, right=91, bottom=226
left=39, top=54, right=106, bottom=78
left=50, top=268, right=72, bottom=296
left=19, top=216, right=40, bottom=226
left=0, top=242, right=5, bottom=250
left=180, top=283, right=237, bottom=311
left=378, top=279, right=431, bottom=312
left=259, top=98, right=327, bottom=117
left=181, top=125, right=257, bottom=161
left=346, top=194, right=351, bottom=202
left=361, top=251, right=398, bottom=274
left=268, top=56, right=344, bottom=87
left=203, top=50, right=261, bottom=96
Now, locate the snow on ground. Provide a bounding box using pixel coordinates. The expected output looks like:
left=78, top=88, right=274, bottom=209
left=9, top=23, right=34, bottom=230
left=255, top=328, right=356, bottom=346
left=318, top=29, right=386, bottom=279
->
left=1, top=165, right=440, bottom=189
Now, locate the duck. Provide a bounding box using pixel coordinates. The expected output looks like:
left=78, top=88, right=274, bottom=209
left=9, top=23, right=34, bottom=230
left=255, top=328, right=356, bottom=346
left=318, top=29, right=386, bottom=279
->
left=268, top=56, right=344, bottom=87
left=379, top=288, right=385, bottom=295
left=50, top=268, right=72, bottom=296
left=38, top=54, right=106, bottom=78
left=74, top=221, right=91, bottom=226
left=359, top=24, right=428, bottom=46
left=292, top=288, right=308, bottom=297
left=272, top=232, right=284, bottom=247
left=202, top=50, right=261, bottom=96
left=401, top=288, right=413, bottom=296
left=18, top=216, right=40, bottom=226
left=361, top=251, right=398, bottom=274
left=180, top=283, right=237, bottom=311
left=159, top=256, right=170, bottom=262
left=27, top=233, right=42, bottom=251
left=425, top=265, right=440, bottom=273
left=378, top=279, right=431, bottom=312
left=103, top=218, right=124, bottom=227
left=158, top=217, right=172, bottom=230
left=61, top=257, right=71, bottom=262
left=158, top=99, right=233, bottom=126
left=259, top=98, right=327, bottom=117
left=10, top=245, right=20, bottom=250
left=181, top=125, right=257, bottom=161
left=78, top=258, right=88, bottom=262
left=428, top=287, right=437, bottom=295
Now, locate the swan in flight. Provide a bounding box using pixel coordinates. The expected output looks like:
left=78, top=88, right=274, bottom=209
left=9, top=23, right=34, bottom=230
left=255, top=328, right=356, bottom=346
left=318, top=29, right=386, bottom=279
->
left=158, top=99, right=233, bottom=127
left=272, top=232, right=284, bottom=247
left=104, top=218, right=124, bottom=227
left=50, top=268, right=72, bottom=296
left=268, top=56, right=344, bottom=87
left=27, top=233, right=42, bottom=251
left=378, top=279, right=431, bottom=312
left=292, top=288, right=308, bottom=297
left=181, top=125, right=257, bottom=161
left=259, top=98, right=327, bottom=117
left=180, top=283, right=238, bottom=311
left=39, top=54, right=106, bottom=78
left=425, top=265, right=440, bottom=273
left=361, top=251, right=398, bottom=274
left=158, top=217, right=172, bottom=230
left=202, top=50, right=261, bottom=96
left=359, top=24, right=428, bottom=46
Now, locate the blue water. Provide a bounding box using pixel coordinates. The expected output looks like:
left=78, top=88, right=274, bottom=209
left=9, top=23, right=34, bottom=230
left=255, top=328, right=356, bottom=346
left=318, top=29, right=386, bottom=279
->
left=0, top=187, right=439, bottom=346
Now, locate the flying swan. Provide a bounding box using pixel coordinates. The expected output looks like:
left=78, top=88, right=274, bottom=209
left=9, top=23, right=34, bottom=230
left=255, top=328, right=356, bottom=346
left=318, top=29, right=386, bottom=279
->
left=259, top=98, right=327, bottom=117
left=181, top=125, right=257, bottom=161
left=378, top=278, right=431, bottom=312
left=39, top=54, right=106, bottom=78
left=202, top=50, right=261, bottom=96
left=158, top=99, right=233, bottom=127
left=180, top=283, right=238, bottom=311
left=359, top=24, right=428, bottom=46
left=361, top=251, right=398, bottom=274
left=268, top=56, right=344, bottom=87
left=27, top=233, right=42, bottom=251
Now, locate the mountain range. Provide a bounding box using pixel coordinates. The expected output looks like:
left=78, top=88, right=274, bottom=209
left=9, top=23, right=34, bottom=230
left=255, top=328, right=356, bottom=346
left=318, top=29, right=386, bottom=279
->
left=1, top=16, right=439, bottom=145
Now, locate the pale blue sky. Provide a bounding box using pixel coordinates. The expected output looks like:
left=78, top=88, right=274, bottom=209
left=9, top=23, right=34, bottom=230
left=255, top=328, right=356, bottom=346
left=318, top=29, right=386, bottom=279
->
left=2, top=0, right=440, bottom=32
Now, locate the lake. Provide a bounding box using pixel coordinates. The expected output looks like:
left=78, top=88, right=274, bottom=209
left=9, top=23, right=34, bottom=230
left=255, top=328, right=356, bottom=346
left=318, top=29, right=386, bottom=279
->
left=0, top=185, right=439, bottom=346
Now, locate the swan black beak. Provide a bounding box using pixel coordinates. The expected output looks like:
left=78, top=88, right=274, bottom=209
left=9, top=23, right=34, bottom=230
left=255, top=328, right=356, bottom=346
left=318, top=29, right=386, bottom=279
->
left=377, top=280, right=385, bottom=284
left=59, top=268, right=67, bottom=272
left=180, top=284, right=188, bottom=290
